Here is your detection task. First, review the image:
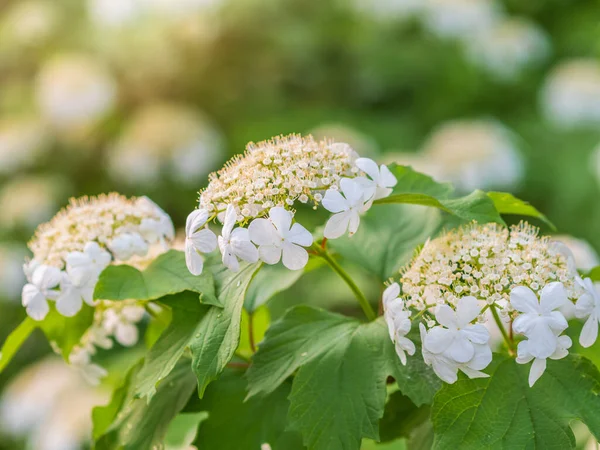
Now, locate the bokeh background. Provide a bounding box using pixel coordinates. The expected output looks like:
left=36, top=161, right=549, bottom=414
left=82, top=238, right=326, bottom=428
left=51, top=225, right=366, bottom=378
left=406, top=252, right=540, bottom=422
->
left=1, top=0, right=599, bottom=448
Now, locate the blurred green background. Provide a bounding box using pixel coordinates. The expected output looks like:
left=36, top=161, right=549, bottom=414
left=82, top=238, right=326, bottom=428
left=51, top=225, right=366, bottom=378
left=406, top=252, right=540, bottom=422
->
left=1, top=0, right=600, bottom=448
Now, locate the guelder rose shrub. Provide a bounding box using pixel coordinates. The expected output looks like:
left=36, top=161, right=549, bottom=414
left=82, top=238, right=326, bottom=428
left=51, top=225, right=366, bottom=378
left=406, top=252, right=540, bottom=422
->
left=2, top=134, right=600, bottom=450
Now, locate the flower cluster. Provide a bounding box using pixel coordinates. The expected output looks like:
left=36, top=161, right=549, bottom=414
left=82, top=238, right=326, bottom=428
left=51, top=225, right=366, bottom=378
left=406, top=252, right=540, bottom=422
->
left=384, top=222, right=593, bottom=386
left=21, top=193, right=174, bottom=382
left=185, top=134, right=397, bottom=274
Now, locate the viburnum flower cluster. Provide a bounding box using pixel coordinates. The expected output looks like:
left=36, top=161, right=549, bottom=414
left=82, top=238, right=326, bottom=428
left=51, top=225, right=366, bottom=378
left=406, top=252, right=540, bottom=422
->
left=383, top=222, right=596, bottom=386
left=22, top=193, right=174, bottom=383
left=185, top=134, right=397, bottom=274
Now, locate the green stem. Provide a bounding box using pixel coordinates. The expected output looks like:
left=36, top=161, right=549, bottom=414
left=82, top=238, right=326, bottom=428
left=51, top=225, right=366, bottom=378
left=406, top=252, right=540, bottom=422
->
left=313, top=245, right=377, bottom=321
left=490, top=305, right=515, bottom=355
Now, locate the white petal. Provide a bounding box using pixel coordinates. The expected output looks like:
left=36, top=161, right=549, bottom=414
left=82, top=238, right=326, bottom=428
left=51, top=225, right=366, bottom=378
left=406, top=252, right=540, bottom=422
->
left=539, top=282, right=567, bottom=313
left=513, top=313, right=537, bottom=335
left=550, top=335, right=572, bottom=360
left=425, top=327, right=454, bottom=354
left=354, top=176, right=377, bottom=202
left=347, top=211, right=360, bottom=236
left=222, top=204, right=237, bottom=238
left=322, top=189, right=348, bottom=213
left=323, top=211, right=351, bottom=239
left=231, top=228, right=259, bottom=263
left=526, top=322, right=559, bottom=359
left=56, top=288, right=83, bottom=317
left=190, top=228, right=218, bottom=253
left=378, top=164, right=397, bottom=188
left=287, top=223, right=313, bottom=247
left=432, top=358, right=458, bottom=384
left=435, top=304, right=458, bottom=329
left=529, top=358, right=546, bottom=387
left=579, top=314, right=599, bottom=348
left=259, top=245, right=282, bottom=265
left=510, top=286, right=540, bottom=314
left=221, top=247, right=240, bottom=272
left=281, top=242, right=309, bottom=270
left=115, top=323, right=139, bottom=347
left=456, top=296, right=481, bottom=327
left=461, top=324, right=489, bottom=345
left=32, top=265, right=61, bottom=290
left=340, top=178, right=365, bottom=206
left=467, top=343, right=492, bottom=370
left=249, top=218, right=278, bottom=246
left=269, top=207, right=292, bottom=234
left=447, top=334, right=475, bottom=364
left=460, top=367, right=490, bottom=379
left=576, top=292, right=596, bottom=319
left=545, top=311, right=568, bottom=334
left=516, top=341, right=534, bottom=364
left=373, top=186, right=393, bottom=201
left=22, top=284, right=49, bottom=321
left=355, top=157, right=380, bottom=181
left=398, top=336, right=416, bottom=356
left=383, top=283, right=401, bottom=308
left=186, top=209, right=209, bottom=236
left=185, top=241, right=205, bottom=276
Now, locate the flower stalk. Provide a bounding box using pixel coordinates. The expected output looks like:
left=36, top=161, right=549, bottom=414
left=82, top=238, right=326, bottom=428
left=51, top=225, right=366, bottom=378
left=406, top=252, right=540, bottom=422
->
left=490, top=304, right=515, bottom=355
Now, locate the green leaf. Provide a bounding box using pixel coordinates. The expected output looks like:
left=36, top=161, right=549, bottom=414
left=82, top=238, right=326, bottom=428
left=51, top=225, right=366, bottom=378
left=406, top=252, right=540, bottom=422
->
left=244, top=258, right=323, bottom=312
left=586, top=266, right=600, bottom=282
left=134, top=292, right=211, bottom=400
left=191, top=260, right=260, bottom=397
left=92, top=360, right=142, bottom=441
left=431, top=355, right=600, bottom=449
left=40, top=305, right=94, bottom=359
left=94, top=358, right=197, bottom=450
left=164, top=412, right=206, bottom=448
left=375, top=165, right=504, bottom=225
left=487, top=192, right=555, bottom=230
left=328, top=204, right=443, bottom=281
left=94, top=250, right=219, bottom=306
left=0, top=317, right=36, bottom=372
left=193, top=369, right=303, bottom=450
left=247, top=306, right=439, bottom=450
left=379, top=391, right=430, bottom=443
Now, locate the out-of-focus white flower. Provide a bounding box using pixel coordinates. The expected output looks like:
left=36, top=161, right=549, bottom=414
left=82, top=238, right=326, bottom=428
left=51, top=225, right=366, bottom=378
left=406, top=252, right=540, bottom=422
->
left=425, top=296, right=490, bottom=365
left=36, top=54, right=117, bottom=130
left=0, top=1, right=59, bottom=46
left=465, top=18, right=550, bottom=80
left=185, top=209, right=217, bottom=275
left=419, top=120, right=524, bottom=192
left=575, top=277, right=600, bottom=348
left=107, top=232, right=149, bottom=261
left=0, top=243, right=28, bottom=300
left=354, top=157, right=397, bottom=201
left=86, top=0, right=142, bottom=27
left=0, top=117, right=48, bottom=175
left=382, top=283, right=415, bottom=365
left=102, top=305, right=146, bottom=347
left=322, top=178, right=371, bottom=239
left=423, top=0, right=502, bottom=40
left=511, top=283, right=571, bottom=386
left=106, top=103, right=222, bottom=186
left=310, top=123, right=379, bottom=158
left=541, top=59, right=600, bottom=128
left=0, top=357, right=106, bottom=450
left=249, top=207, right=313, bottom=270
left=68, top=347, right=109, bottom=386
left=218, top=205, right=258, bottom=272
left=21, top=264, right=61, bottom=320
left=551, top=236, right=599, bottom=273
left=0, top=175, right=65, bottom=230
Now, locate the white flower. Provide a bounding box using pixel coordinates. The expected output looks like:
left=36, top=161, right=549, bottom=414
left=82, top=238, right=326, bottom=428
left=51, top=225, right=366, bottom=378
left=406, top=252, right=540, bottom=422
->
left=575, top=277, right=600, bottom=348
left=322, top=178, right=370, bottom=239
left=21, top=265, right=61, bottom=320
left=66, top=242, right=111, bottom=280
left=55, top=270, right=96, bottom=318
left=69, top=348, right=108, bottom=385
left=107, top=232, right=149, bottom=261
left=382, top=283, right=415, bottom=365
left=218, top=205, right=258, bottom=272
left=425, top=296, right=490, bottom=365
left=420, top=323, right=491, bottom=383
left=510, top=283, right=568, bottom=359
left=248, top=207, right=313, bottom=270
left=354, top=158, right=397, bottom=201
left=516, top=335, right=572, bottom=387
left=185, top=209, right=217, bottom=275
left=102, top=305, right=145, bottom=347
left=138, top=197, right=176, bottom=245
